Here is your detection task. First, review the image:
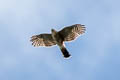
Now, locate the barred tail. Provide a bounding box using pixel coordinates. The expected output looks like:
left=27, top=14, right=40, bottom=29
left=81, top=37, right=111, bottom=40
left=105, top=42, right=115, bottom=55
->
left=60, top=47, right=71, bottom=58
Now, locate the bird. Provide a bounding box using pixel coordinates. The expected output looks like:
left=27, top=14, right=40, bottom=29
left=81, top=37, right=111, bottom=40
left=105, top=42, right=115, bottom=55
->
left=30, top=24, right=86, bottom=58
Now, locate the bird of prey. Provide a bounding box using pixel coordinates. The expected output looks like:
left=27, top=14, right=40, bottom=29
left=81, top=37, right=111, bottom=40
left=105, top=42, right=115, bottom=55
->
left=30, top=24, right=86, bottom=58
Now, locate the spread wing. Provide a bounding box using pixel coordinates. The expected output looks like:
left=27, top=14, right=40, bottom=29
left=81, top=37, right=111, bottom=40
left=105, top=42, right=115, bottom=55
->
left=58, top=24, right=86, bottom=42
left=30, top=34, right=56, bottom=47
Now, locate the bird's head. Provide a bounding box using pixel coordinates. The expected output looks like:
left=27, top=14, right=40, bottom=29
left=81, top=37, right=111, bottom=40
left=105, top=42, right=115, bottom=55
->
left=51, top=29, right=57, bottom=34
left=51, top=29, right=57, bottom=37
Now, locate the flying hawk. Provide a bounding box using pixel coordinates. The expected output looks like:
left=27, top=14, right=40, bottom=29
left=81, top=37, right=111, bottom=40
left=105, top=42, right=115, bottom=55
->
left=30, top=24, right=86, bottom=58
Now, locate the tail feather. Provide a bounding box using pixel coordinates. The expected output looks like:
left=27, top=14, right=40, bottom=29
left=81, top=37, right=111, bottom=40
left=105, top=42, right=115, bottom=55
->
left=61, top=47, right=71, bottom=58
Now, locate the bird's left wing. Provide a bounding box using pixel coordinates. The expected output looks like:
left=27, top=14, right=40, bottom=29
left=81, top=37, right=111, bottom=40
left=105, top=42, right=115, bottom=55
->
left=58, top=24, right=86, bottom=42
left=30, top=34, right=56, bottom=47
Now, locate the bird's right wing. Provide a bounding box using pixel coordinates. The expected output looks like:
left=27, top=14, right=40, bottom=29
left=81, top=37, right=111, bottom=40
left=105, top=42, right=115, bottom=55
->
left=30, top=34, right=56, bottom=47
left=58, top=24, right=86, bottom=42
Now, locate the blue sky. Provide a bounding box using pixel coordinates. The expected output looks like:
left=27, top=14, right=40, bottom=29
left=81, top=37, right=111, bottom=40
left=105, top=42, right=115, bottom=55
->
left=0, top=0, right=120, bottom=80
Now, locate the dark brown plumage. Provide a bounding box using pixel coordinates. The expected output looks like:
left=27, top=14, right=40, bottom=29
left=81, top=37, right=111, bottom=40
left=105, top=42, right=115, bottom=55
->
left=30, top=24, right=86, bottom=58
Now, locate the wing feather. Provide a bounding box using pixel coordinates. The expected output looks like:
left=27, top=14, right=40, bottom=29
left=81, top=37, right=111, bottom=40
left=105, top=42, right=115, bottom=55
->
left=58, top=24, right=86, bottom=42
left=30, top=34, right=56, bottom=47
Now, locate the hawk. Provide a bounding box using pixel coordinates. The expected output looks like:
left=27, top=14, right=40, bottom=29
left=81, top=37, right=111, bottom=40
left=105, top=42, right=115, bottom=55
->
left=30, top=24, right=86, bottom=58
